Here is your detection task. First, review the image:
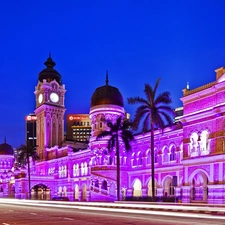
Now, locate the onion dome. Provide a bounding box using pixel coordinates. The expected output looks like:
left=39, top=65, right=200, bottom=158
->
left=0, top=138, right=14, bottom=155
left=91, top=71, right=124, bottom=107
left=38, top=54, right=62, bottom=85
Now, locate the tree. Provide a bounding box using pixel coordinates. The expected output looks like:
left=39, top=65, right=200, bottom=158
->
left=17, top=143, right=39, bottom=199
left=128, top=78, right=175, bottom=200
left=96, top=116, right=134, bottom=201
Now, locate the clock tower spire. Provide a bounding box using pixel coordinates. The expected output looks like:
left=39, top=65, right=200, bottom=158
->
left=34, top=56, right=66, bottom=161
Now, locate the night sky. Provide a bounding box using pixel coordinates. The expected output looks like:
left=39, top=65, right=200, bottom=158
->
left=1, top=0, right=225, bottom=148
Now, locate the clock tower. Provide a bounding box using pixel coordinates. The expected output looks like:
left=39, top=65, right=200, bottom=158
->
left=34, top=55, right=66, bottom=161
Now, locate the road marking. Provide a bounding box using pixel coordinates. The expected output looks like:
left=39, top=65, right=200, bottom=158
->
left=30, top=213, right=37, bottom=215
left=64, top=218, right=74, bottom=221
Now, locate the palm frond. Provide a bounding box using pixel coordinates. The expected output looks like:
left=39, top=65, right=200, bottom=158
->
left=127, top=97, right=149, bottom=106
left=108, top=136, right=116, bottom=152
left=144, top=83, right=154, bottom=105
left=142, top=113, right=150, bottom=132
left=153, top=78, right=161, bottom=99
left=106, top=121, right=113, bottom=128
left=116, top=116, right=122, bottom=129
left=155, top=91, right=172, bottom=106
left=132, top=107, right=149, bottom=130
left=153, top=113, right=166, bottom=130
left=96, top=130, right=111, bottom=140
left=159, top=111, right=174, bottom=126
left=158, top=105, right=176, bottom=117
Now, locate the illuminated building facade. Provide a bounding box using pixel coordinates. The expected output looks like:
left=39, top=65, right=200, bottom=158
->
left=1, top=57, right=225, bottom=204
left=66, top=114, right=91, bottom=142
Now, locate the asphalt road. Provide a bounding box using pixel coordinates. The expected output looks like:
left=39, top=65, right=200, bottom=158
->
left=1, top=203, right=225, bottom=225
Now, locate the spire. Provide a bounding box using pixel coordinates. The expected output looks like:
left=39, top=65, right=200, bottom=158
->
left=105, top=70, right=109, bottom=85
left=187, top=82, right=190, bottom=90
left=44, top=53, right=56, bottom=68
left=4, top=136, right=6, bottom=143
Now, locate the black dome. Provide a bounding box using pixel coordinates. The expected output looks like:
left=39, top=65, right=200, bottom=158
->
left=91, top=71, right=124, bottom=107
left=0, top=141, right=14, bottom=155
left=38, top=55, right=62, bottom=85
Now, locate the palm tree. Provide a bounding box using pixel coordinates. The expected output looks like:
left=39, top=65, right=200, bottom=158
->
left=128, top=78, right=175, bottom=200
left=96, top=116, right=134, bottom=201
left=17, top=143, right=39, bottom=199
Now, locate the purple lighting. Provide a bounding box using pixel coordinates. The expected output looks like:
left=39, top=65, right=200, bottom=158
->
left=1, top=60, right=225, bottom=204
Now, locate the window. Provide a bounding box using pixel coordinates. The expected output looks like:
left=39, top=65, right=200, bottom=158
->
left=138, top=152, right=142, bottom=165
left=147, top=150, right=151, bottom=164
left=163, top=147, right=169, bottom=163
left=170, top=146, right=176, bottom=161
left=154, top=150, right=158, bottom=163
left=200, top=130, right=210, bottom=155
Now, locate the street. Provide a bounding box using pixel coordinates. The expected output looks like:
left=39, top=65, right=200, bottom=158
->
left=1, top=202, right=225, bottom=225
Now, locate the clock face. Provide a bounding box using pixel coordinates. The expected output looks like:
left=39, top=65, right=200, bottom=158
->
left=50, top=92, right=59, bottom=103
left=38, top=93, right=43, bottom=103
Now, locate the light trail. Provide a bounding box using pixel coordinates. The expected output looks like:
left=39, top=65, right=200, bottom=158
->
left=0, top=198, right=225, bottom=220
left=0, top=198, right=224, bottom=213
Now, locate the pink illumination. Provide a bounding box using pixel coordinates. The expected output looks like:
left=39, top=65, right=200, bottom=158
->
left=2, top=65, right=225, bottom=204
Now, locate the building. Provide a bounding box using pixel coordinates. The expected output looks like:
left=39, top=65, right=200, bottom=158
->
left=1, top=57, right=225, bottom=204
left=66, top=114, right=91, bottom=142
left=25, top=114, right=37, bottom=148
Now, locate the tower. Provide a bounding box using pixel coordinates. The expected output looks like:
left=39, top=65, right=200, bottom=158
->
left=89, top=71, right=125, bottom=142
left=34, top=55, right=66, bottom=161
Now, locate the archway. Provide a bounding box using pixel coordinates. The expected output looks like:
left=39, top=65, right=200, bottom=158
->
left=31, top=184, right=50, bottom=200
left=147, top=178, right=157, bottom=196
left=74, top=184, right=79, bottom=201
left=133, top=179, right=142, bottom=197
left=81, top=184, right=87, bottom=201
left=163, top=176, right=174, bottom=196
left=190, top=170, right=208, bottom=201
left=102, top=180, right=107, bottom=190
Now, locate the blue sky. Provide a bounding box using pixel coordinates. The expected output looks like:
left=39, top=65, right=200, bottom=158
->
left=1, top=0, right=225, bottom=147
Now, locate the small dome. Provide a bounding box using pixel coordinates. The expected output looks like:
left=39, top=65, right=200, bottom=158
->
left=38, top=55, right=62, bottom=85
left=0, top=140, right=14, bottom=155
left=91, top=71, right=124, bottom=107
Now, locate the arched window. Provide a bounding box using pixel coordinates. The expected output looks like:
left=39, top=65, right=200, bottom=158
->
left=76, top=164, right=79, bottom=176
left=109, top=156, right=114, bottom=165
left=95, top=180, right=99, bottom=188
left=138, top=152, right=142, bottom=165
left=146, top=150, right=151, bottom=164
left=73, top=164, right=76, bottom=177
left=132, top=153, right=137, bottom=166
left=190, top=132, right=199, bottom=156
left=163, top=147, right=169, bottom=163
left=200, top=130, right=210, bottom=155
left=170, top=146, right=176, bottom=161
left=154, top=149, right=158, bottom=164
left=81, top=163, right=84, bottom=176
left=64, top=165, right=67, bottom=177
left=102, top=180, right=107, bottom=190
left=84, top=162, right=88, bottom=175
left=59, top=166, right=62, bottom=178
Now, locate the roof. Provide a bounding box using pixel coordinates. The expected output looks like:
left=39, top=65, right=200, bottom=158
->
left=0, top=141, right=14, bottom=155
left=91, top=71, right=124, bottom=107
left=38, top=55, right=62, bottom=85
